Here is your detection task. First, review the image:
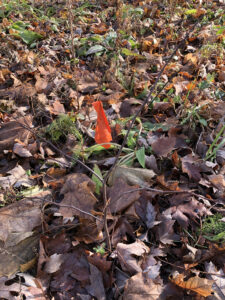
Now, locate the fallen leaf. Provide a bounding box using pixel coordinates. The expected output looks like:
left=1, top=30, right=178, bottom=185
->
left=49, top=99, right=65, bottom=115
left=151, top=134, right=186, bottom=157
left=0, top=115, right=32, bottom=153
left=117, top=240, right=149, bottom=274
left=92, top=101, right=112, bottom=149
left=86, top=263, right=106, bottom=300
left=0, top=165, right=27, bottom=189
left=170, top=273, right=214, bottom=297
left=13, top=142, right=32, bottom=157
left=108, top=178, right=140, bottom=213
left=208, top=174, right=225, bottom=190
left=108, top=165, right=155, bottom=187
left=205, top=262, right=225, bottom=299
left=0, top=277, right=21, bottom=300
left=59, top=173, right=97, bottom=219
left=123, top=272, right=162, bottom=300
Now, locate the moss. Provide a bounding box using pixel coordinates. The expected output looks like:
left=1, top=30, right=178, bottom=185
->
left=201, top=214, right=225, bottom=242
left=45, top=114, right=82, bottom=143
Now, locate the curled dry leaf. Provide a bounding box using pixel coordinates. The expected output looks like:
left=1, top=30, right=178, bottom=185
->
left=117, top=240, right=150, bottom=274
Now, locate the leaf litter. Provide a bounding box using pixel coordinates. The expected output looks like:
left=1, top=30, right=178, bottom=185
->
left=0, top=0, right=225, bottom=299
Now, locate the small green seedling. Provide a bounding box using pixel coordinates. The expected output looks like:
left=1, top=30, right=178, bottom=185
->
left=93, top=243, right=106, bottom=255
left=205, top=124, right=225, bottom=161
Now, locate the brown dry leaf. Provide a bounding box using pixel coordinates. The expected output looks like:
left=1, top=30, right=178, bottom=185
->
left=35, top=74, right=48, bottom=93
left=184, top=53, right=198, bottom=66
left=97, top=91, right=125, bottom=104
left=13, top=142, right=32, bottom=157
left=49, top=99, right=65, bottom=115
left=208, top=174, right=225, bottom=190
left=50, top=247, right=90, bottom=291
left=0, top=277, right=21, bottom=300
left=181, top=155, right=202, bottom=182
left=168, top=194, right=210, bottom=228
left=0, top=165, right=27, bottom=189
left=44, top=253, right=64, bottom=274
left=59, top=173, right=97, bottom=219
left=123, top=272, right=162, bottom=300
left=157, top=174, right=180, bottom=191
left=205, top=262, right=225, bottom=300
left=111, top=217, right=135, bottom=246
left=86, top=263, right=106, bottom=300
left=108, top=165, right=155, bottom=187
left=0, top=115, right=32, bottom=153
left=77, top=76, right=99, bottom=93
left=108, top=178, right=140, bottom=213
left=151, top=133, right=186, bottom=157
left=0, top=198, right=42, bottom=245
left=73, top=218, right=103, bottom=244
left=157, top=210, right=179, bottom=244
left=0, top=233, right=40, bottom=277
left=117, top=240, right=149, bottom=274
left=170, top=273, right=214, bottom=297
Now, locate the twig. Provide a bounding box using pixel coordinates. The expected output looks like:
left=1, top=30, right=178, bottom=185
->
left=46, top=200, right=102, bottom=222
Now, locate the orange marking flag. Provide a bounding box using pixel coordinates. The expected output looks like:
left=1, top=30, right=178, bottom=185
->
left=92, top=101, right=112, bottom=149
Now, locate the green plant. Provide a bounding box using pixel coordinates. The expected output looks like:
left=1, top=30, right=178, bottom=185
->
left=180, top=104, right=208, bottom=129
left=205, top=124, right=225, bottom=161
left=45, top=114, right=82, bottom=143
left=93, top=243, right=106, bottom=255
left=201, top=214, right=225, bottom=242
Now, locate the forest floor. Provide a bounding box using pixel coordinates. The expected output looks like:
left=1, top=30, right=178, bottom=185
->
left=0, top=0, right=225, bottom=299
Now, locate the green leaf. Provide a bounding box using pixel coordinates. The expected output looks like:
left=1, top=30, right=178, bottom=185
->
left=121, top=48, right=145, bottom=59
left=86, top=45, right=105, bottom=55
left=19, top=30, right=42, bottom=44
left=91, top=164, right=103, bottom=195
left=185, top=9, right=197, bottom=15
left=136, top=147, right=145, bottom=168
left=199, top=118, right=207, bottom=126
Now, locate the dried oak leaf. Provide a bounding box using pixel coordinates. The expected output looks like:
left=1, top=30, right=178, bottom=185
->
left=108, top=178, right=140, bottom=213
left=170, top=273, right=214, bottom=297
left=117, top=240, right=150, bottom=274
left=59, top=173, right=97, bottom=219
left=123, top=272, right=162, bottom=300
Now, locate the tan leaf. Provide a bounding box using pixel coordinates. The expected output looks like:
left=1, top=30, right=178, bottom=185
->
left=117, top=240, right=149, bottom=274
left=170, top=273, right=214, bottom=297
left=123, top=272, right=162, bottom=300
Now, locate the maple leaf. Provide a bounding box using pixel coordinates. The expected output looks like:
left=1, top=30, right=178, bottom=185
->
left=92, top=101, right=112, bottom=149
